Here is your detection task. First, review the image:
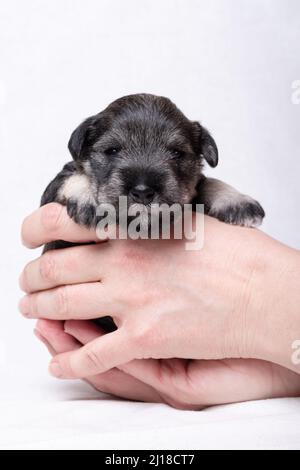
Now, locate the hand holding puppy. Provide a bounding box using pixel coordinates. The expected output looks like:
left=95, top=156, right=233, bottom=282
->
left=20, top=203, right=300, bottom=385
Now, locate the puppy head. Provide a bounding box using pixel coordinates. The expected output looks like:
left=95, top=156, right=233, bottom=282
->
left=68, top=94, right=218, bottom=212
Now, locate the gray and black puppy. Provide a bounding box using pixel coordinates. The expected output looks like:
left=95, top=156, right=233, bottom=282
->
left=41, top=93, right=265, bottom=330
left=42, top=93, right=264, bottom=229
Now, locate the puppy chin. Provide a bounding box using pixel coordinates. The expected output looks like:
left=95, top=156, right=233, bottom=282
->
left=124, top=202, right=152, bottom=230
left=122, top=201, right=184, bottom=235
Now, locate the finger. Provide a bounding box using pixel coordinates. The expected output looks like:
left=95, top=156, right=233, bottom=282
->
left=19, top=243, right=112, bottom=293
left=34, top=328, right=57, bottom=356
left=46, top=320, right=161, bottom=402
left=35, top=319, right=81, bottom=354
left=64, top=320, right=163, bottom=403
left=64, top=322, right=197, bottom=409
left=64, top=321, right=174, bottom=400
left=21, top=203, right=99, bottom=249
left=87, top=368, right=162, bottom=402
left=19, top=282, right=120, bottom=320
left=49, top=328, right=135, bottom=378
left=64, top=319, right=107, bottom=340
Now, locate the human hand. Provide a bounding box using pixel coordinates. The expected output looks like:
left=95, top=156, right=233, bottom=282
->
left=20, top=203, right=300, bottom=379
left=34, top=319, right=300, bottom=409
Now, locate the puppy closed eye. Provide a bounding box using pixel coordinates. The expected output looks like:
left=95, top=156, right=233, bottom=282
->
left=104, top=147, right=121, bottom=156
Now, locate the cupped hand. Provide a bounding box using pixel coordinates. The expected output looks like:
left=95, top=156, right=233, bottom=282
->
left=34, top=319, right=300, bottom=409
left=20, top=203, right=300, bottom=379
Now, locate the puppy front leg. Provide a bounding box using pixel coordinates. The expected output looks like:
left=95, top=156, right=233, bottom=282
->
left=197, top=178, right=265, bottom=227
left=41, top=161, right=98, bottom=252
left=41, top=161, right=97, bottom=228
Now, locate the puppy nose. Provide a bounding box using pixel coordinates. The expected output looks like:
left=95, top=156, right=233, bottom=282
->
left=130, top=184, right=155, bottom=204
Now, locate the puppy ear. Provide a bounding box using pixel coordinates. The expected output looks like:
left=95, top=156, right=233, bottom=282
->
left=68, top=115, right=99, bottom=161
left=193, top=122, right=219, bottom=168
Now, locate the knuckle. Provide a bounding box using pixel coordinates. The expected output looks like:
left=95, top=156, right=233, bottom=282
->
left=131, top=323, right=157, bottom=354
left=29, top=293, right=39, bottom=317
left=84, top=345, right=107, bottom=373
left=61, top=355, right=76, bottom=379
left=41, top=203, right=65, bottom=234
left=118, top=288, right=151, bottom=311
left=63, top=249, right=81, bottom=273
left=54, top=286, right=69, bottom=317
left=39, top=253, right=58, bottom=283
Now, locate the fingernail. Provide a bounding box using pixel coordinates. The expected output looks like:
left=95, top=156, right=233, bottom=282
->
left=49, top=361, right=63, bottom=378
left=18, top=296, right=30, bottom=316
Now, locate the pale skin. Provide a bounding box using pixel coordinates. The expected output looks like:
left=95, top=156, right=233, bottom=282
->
left=19, top=203, right=300, bottom=409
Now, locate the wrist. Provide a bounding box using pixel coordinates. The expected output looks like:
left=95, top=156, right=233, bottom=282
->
left=244, top=232, right=300, bottom=373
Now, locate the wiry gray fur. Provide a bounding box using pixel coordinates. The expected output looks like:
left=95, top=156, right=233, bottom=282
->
left=41, top=93, right=265, bottom=230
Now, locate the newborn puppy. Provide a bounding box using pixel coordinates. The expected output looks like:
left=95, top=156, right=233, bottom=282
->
left=42, top=93, right=264, bottom=231
left=41, top=93, right=265, bottom=331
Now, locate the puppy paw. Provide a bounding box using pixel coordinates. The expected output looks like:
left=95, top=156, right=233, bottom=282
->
left=209, top=198, right=265, bottom=228
left=66, top=199, right=97, bottom=227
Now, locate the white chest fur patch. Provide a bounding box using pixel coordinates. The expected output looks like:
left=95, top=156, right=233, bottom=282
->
left=58, top=173, right=95, bottom=204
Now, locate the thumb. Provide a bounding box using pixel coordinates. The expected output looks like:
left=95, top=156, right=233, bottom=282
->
left=49, top=328, right=134, bottom=379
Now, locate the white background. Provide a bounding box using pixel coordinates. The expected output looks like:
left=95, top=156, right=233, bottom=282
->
left=0, top=0, right=299, bottom=449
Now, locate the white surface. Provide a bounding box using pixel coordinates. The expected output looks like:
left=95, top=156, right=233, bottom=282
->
left=0, top=0, right=299, bottom=450
left=1, top=368, right=300, bottom=450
